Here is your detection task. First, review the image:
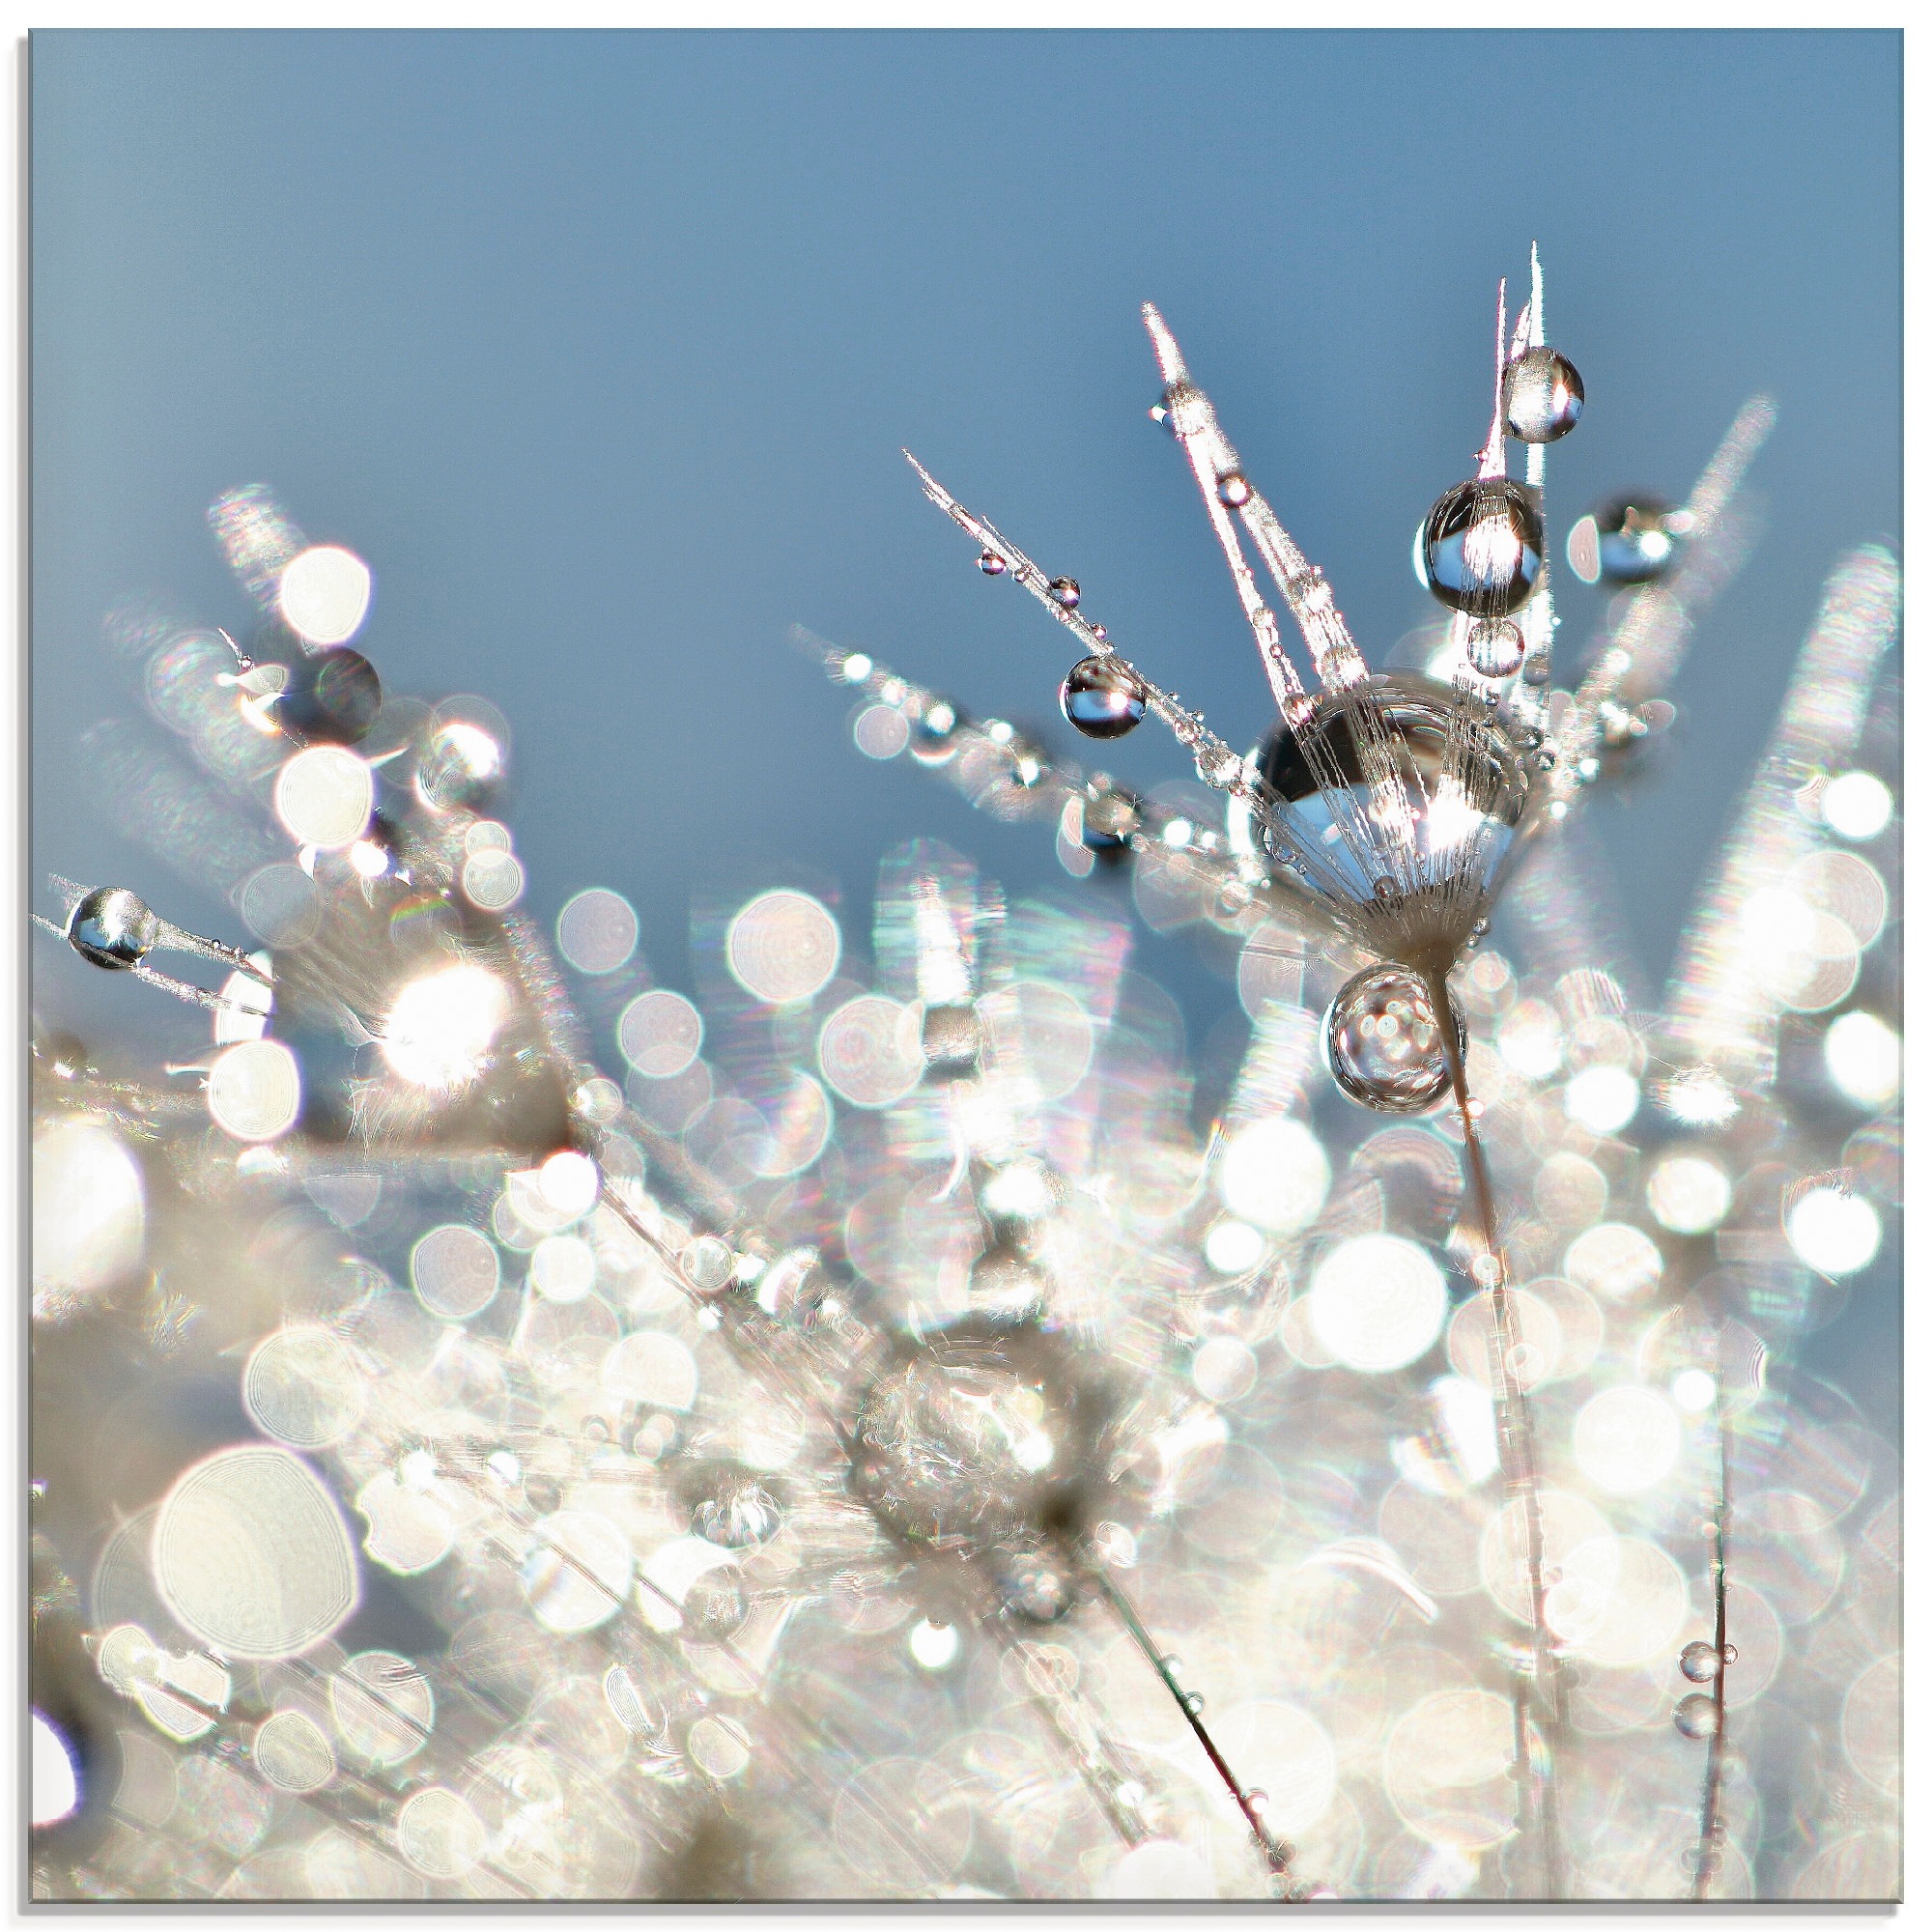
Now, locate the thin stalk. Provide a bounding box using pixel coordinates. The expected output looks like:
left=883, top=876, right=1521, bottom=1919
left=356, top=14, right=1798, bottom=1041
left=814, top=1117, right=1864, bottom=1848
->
left=1423, top=966, right=1565, bottom=1901
left=1693, top=1408, right=1733, bottom=1901
left=1087, top=1561, right=1297, bottom=1895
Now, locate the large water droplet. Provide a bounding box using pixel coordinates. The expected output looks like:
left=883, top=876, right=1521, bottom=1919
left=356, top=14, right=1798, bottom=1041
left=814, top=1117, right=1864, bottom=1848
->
left=1215, top=471, right=1252, bottom=508
left=1323, top=963, right=1463, bottom=1114
left=1060, top=657, right=1145, bottom=740
left=416, top=719, right=504, bottom=813
left=1418, top=477, right=1544, bottom=617
left=1503, top=347, right=1585, bottom=443
left=1673, top=1692, right=1719, bottom=1740
left=978, top=549, right=1007, bottom=577
left=1466, top=617, right=1525, bottom=679
left=1585, top=497, right=1682, bottom=586
left=1047, top=577, right=1081, bottom=610
left=1081, top=785, right=1141, bottom=853
left=68, top=888, right=160, bottom=971
left=692, top=1474, right=784, bottom=1549
left=279, top=649, right=383, bottom=746
left=1679, top=1640, right=1720, bottom=1684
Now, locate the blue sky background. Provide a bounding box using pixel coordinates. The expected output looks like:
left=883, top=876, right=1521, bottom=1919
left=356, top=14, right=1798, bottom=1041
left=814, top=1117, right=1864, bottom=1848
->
left=31, top=31, right=1901, bottom=1422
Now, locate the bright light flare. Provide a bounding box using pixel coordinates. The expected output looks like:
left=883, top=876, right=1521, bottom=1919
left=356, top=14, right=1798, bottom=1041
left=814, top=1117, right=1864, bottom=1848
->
left=1786, top=1184, right=1883, bottom=1277
left=31, top=1711, right=79, bottom=1826
left=278, top=544, right=373, bottom=645
left=381, top=965, right=507, bottom=1092
left=1646, top=1153, right=1732, bottom=1235
left=1825, top=1010, right=1900, bottom=1109
left=1309, top=1235, right=1446, bottom=1374
left=33, top=1119, right=145, bottom=1302
left=1820, top=770, right=1892, bottom=841
left=1217, top=1117, right=1330, bottom=1233
left=1565, top=1065, right=1640, bottom=1134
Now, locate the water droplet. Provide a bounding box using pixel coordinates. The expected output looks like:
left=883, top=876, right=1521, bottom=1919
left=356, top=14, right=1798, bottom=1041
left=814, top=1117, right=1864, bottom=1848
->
left=1047, top=577, right=1081, bottom=610
left=1503, top=347, right=1585, bottom=443
left=1181, top=1690, right=1206, bottom=1718
left=680, top=1236, right=737, bottom=1294
left=416, top=718, right=504, bottom=813
left=1674, top=1692, right=1719, bottom=1740
left=1418, top=477, right=1544, bottom=617
left=35, top=1030, right=91, bottom=1080
left=909, top=700, right=960, bottom=765
left=969, top=1244, right=1047, bottom=1318
left=279, top=648, right=383, bottom=745
left=1720, top=1643, right=1739, bottom=1665
left=978, top=549, right=1007, bottom=577
left=848, top=1324, right=1095, bottom=1558
left=1009, top=744, right=1049, bottom=789
left=1466, top=617, right=1526, bottom=679
left=692, top=1474, right=784, bottom=1549
left=1256, top=675, right=1529, bottom=934
left=1679, top=1640, right=1719, bottom=1684
left=67, top=887, right=160, bottom=970
left=990, top=1539, right=1079, bottom=1623
left=1586, top=497, right=1681, bottom=585
left=681, top=1568, right=748, bottom=1643
left=1194, top=742, right=1242, bottom=788
left=1324, top=963, right=1463, bottom=1114
left=1215, top=470, right=1252, bottom=508
left=920, top=1002, right=981, bottom=1079
left=1081, top=785, right=1140, bottom=853
left=1060, top=656, right=1145, bottom=740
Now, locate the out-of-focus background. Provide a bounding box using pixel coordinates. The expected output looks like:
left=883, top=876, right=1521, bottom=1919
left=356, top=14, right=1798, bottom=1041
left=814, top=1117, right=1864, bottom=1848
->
left=31, top=30, right=1900, bottom=1427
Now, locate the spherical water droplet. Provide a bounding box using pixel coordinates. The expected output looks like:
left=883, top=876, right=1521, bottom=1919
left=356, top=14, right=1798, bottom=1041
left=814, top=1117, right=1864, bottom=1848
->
left=978, top=549, right=1007, bottom=577
left=692, top=1474, right=784, bottom=1549
left=1060, top=657, right=1145, bottom=740
left=35, top=1030, right=91, bottom=1080
left=680, top=1236, right=737, bottom=1294
left=1255, top=675, right=1529, bottom=938
left=1194, top=742, right=1242, bottom=788
left=1419, top=477, right=1544, bottom=617
left=848, top=1322, right=1102, bottom=1557
left=909, top=700, right=960, bottom=765
left=1215, top=470, right=1252, bottom=508
left=1047, top=576, right=1081, bottom=610
left=1181, top=1690, right=1206, bottom=1718
left=416, top=719, right=504, bottom=813
left=1503, top=347, right=1585, bottom=443
left=921, top=1002, right=981, bottom=1079
left=969, top=1244, right=1048, bottom=1319
left=1009, top=743, right=1049, bottom=789
left=989, top=1538, right=1079, bottom=1623
left=681, top=1568, right=748, bottom=1643
left=1081, top=785, right=1140, bottom=853
left=67, top=888, right=160, bottom=971
left=1589, top=497, right=1681, bottom=586
left=1323, top=963, right=1463, bottom=1114
left=1680, top=1640, right=1719, bottom=1683
left=1466, top=617, right=1526, bottom=680
left=1674, top=1692, right=1719, bottom=1740
left=279, top=649, right=383, bottom=746
left=1720, top=1643, right=1739, bottom=1665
